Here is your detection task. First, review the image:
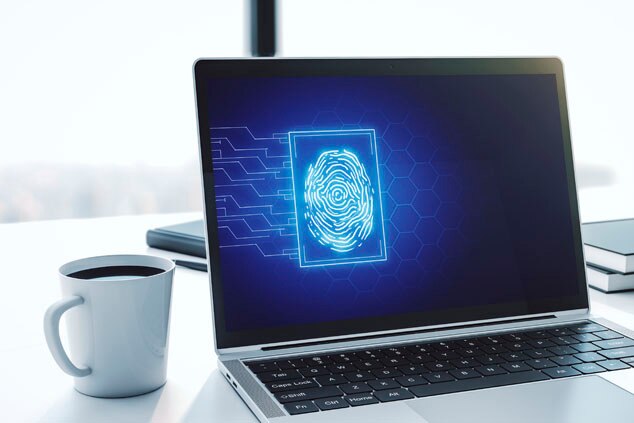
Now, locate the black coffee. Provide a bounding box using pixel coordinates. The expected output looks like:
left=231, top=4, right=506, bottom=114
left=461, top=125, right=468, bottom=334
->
left=67, top=265, right=164, bottom=280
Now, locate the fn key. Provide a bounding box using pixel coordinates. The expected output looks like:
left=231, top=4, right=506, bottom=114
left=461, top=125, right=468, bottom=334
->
left=285, top=401, right=318, bottom=415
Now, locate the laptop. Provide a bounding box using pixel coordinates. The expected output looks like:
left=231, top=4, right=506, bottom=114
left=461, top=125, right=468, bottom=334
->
left=193, top=58, right=634, bottom=422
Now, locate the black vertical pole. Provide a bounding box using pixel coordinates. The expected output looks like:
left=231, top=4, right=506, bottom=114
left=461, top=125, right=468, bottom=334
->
left=250, top=0, right=276, bottom=57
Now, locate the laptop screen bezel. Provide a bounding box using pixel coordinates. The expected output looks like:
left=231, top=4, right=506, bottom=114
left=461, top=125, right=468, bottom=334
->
left=194, top=57, right=588, bottom=351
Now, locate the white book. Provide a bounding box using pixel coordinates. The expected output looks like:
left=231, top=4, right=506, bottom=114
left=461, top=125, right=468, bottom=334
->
left=586, top=264, right=634, bottom=293
left=582, top=219, right=634, bottom=273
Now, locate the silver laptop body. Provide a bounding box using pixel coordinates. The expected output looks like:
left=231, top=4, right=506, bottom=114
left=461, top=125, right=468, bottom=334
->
left=193, top=58, right=634, bottom=422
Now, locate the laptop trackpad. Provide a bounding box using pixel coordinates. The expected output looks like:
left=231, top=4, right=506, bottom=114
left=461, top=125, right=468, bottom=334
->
left=407, top=376, right=634, bottom=423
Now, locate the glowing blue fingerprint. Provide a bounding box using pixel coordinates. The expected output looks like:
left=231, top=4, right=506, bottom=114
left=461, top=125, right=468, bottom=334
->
left=303, top=149, right=374, bottom=253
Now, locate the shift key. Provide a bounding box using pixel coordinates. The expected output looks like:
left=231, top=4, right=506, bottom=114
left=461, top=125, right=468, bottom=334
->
left=257, top=370, right=302, bottom=383
left=275, top=386, right=343, bottom=403
left=598, top=347, right=634, bottom=360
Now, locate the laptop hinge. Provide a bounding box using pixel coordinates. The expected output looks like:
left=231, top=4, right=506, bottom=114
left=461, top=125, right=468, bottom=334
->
left=261, top=314, right=559, bottom=351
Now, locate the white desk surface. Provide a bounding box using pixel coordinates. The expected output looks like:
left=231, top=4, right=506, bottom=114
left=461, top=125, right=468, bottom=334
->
left=2, top=212, right=634, bottom=422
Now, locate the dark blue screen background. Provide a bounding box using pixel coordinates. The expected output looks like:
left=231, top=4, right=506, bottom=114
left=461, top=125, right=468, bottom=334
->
left=206, top=74, right=579, bottom=333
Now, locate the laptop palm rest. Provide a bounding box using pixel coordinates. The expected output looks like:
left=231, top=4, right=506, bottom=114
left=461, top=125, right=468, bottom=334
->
left=407, top=375, right=634, bottom=423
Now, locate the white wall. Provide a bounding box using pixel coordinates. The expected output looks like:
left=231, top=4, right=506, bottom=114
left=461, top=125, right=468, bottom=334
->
left=1, top=0, right=632, bottom=222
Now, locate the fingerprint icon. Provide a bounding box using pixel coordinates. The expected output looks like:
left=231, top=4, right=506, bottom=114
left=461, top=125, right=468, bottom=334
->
left=304, top=149, right=374, bottom=253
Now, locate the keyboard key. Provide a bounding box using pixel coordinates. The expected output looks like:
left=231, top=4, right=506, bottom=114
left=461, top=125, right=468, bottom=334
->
left=275, top=386, right=343, bottom=403
left=504, top=342, right=532, bottom=352
left=595, top=330, right=624, bottom=340
left=501, top=362, right=532, bottom=373
left=526, top=359, right=557, bottom=369
left=380, top=357, right=409, bottom=367
left=356, top=350, right=384, bottom=360
left=572, top=333, right=601, bottom=343
left=569, top=322, right=606, bottom=333
left=621, top=357, right=634, bottom=367
left=450, top=368, right=481, bottom=379
left=503, top=333, right=528, bottom=342
left=597, top=360, right=631, bottom=371
left=285, top=401, right=318, bottom=415
left=248, top=361, right=278, bottom=373
left=344, top=371, right=374, bottom=382
left=299, top=367, right=329, bottom=377
left=424, top=372, right=455, bottom=383
left=424, top=361, right=454, bottom=372
left=372, top=368, right=403, bottom=379
left=574, top=352, right=605, bottom=362
left=598, top=347, right=634, bottom=360
left=410, top=371, right=549, bottom=398
left=382, top=347, right=408, bottom=357
left=542, top=366, right=581, bottom=378
left=314, top=374, right=348, bottom=386
left=475, top=365, right=507, bottom=376
left=345, top=393, right=379, bottom=406
left=277, top=359, right=307, bottom=370
left=571, top=343, right=600, bottom=353
left=528, top=339, right=556, bottom=349
left=552, top=336, right=579, bottom=346
left=396, top=375, right=429, bottom=387
left=266, top=379, right=319, bottom=393
left=374, top=388, right=415, bottom=402
left=368, top=379, right=401, bottom=391
left=406, top=345, right=434, bottom=355
left=594, top=338, right=634, bottom=350
left=480, top=345, right=509, bottom=355
left=432, top=350, right=460, bottom=360
left=327, top=363, right=356, bottom=373
left=500, top=352, right=529, bottom=362
left=476, top=355, right=505, bottom=365
left=339, top=382, right=372, bottom=394
left=431, top=341, right=458, bottom=351
left=526, top=349, right=554, bottom=359
left=457, top=339, right=480, bottom=348
left=548, top=346, right=577, bottom=356
left=406, top=354, right=432, bottom=364
left=479, top=336, right=504, bottom=346
left=258, top=370, right=302, bottom=383
left=398, top=364, right=426, bottom=375
left=572, top=362, right=605, bottom=374
left=452, top=358, right=480, bottom=368
left=548, top=328, right=575, bottom=336
left=314, top=397, right=348, bottom=411
left=331, top=353, right=358, bottom=363
left=525, top=330, right=551, bottom=340
left=550, top=355, right=581, bottom=366
left=457, top=348, right=484, bottom=358
left=356, top=360, right=384, bottom=370
left=303, top=356, right=332, bottom=367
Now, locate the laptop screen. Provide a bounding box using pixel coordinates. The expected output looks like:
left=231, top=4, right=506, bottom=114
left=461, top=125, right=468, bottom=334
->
left=196, top=59, right=587, bottom=349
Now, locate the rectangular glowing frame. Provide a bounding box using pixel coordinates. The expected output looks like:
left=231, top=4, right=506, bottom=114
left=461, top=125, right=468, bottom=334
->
left=288, top=129, right=387, bottom=267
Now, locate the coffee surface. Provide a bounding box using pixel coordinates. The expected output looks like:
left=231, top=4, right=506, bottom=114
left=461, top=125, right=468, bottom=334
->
left=67, top=265, right=164, bottom=280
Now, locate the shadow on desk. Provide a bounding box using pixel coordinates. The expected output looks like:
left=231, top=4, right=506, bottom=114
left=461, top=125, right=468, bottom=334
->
left=182, top=370, right=257, bottom=422
left=40, top=385, right=164, bottom=422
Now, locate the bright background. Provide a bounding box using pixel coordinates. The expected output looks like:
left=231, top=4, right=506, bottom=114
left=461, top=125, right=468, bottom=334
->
left=1, top=0, right=633, bottom=223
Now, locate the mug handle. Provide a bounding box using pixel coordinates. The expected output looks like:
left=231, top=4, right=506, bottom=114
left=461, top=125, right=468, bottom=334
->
left=43, top=296, right=92, bottom=377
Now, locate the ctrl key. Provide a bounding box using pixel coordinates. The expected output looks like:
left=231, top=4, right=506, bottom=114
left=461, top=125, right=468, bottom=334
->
left=314, top=397, right=349, bottom=411
left=285, top=401, right=318, bottom=415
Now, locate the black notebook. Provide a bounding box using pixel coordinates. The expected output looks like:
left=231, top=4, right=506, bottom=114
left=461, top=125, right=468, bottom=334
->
left=146, top=220, right=206, bottom=258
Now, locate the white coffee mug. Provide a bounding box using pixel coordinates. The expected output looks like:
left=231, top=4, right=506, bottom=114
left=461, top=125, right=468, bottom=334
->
left=43, top=254, right=175, bottom=398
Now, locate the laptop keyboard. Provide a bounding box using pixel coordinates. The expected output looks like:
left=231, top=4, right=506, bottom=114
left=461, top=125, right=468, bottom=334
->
left=245, top=321, right=634, bottom=415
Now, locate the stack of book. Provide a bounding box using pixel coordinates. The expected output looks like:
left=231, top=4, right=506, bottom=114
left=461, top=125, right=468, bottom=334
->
left=583, top=218, right=634, bottom=293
